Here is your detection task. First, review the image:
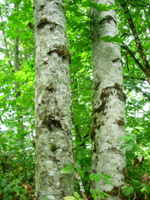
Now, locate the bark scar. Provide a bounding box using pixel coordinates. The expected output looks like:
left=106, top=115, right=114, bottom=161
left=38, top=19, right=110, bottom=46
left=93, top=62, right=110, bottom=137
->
left=42, top=114, right=61, bottom=131
left=99, top=15, right=117, bottom=26
left=38, top=5, right=44, bottom=12
left=47, top=45, right=71, bottom=61
left=37, top=18, right=57, bottom=30
left=45, top=85, right=55, bottom=92
left=112, top=58, right=122, bottom=63
left=94, top=83, right=126, bottom=114
left=117, top=117, right=125, bottom=126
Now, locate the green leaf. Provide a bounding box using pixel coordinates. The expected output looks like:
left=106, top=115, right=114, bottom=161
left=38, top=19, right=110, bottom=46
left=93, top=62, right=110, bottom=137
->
left=90, top=173, right=112, bottom=184
left=19, top=194, right=26, bottom=200
left=44, top=197, right=51, bottom=200
left=99, top=35, right=123, bottom=44
left=64, top=196, right=76, bottom=200
left=77, top=68, right=85, bottom=74
left=102, top=192, right=110, bottom=197
left=122, top=186, right=134, bottom=196
left=75, top=163, right=84, bottom=178
left=61, top=163, right=73, bottom=173
left=90, top=2, right=115, bottom=11
left=95, top=174, right=101, bottom=182
left=97, top=193, right=105, bottom=199
left=99, top=174, right=112, bottom=185
left=90, top=189, right=98, bottom=200
left=90, top=189, right=95, bottom=195
left=141, top=187, right=146, bottom=193
left=90, top=173, right=96, bottom=181
left=145, top=186, right=150, bottom=193
left=74, top=192, right=80, bottom=198
left=8, top=195, right=13, bottom=200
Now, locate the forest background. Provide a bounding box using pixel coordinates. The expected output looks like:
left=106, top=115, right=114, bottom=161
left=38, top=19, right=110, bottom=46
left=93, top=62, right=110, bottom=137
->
left=0, top=0, right=150, bottom=199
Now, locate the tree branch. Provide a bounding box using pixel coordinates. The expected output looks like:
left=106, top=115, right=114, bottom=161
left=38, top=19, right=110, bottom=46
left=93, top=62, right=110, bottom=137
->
left=124, top=75, right=147, bottom=82
left=121, top=1, right=150, bottom=71
left=0, top=8, right=12, bottom=68
left=121, top=45, right=146, bottom=73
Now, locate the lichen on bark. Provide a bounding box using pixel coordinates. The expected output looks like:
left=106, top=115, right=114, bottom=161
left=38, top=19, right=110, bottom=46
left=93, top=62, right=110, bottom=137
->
left=91, top=0, right=126, bottom=199
left=34, top=0, right=73, bottom=199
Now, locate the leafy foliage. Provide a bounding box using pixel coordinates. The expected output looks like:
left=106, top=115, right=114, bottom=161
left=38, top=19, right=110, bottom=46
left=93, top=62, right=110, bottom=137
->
left=0, top=0, right=150, bottom=199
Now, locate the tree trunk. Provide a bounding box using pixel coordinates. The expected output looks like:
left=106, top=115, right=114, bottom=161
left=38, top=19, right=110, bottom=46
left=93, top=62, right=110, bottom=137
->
left=91, top=0, right=126, bottom=199
left=0, top=9, right=12, bottom=68
left=14, top=37, right=23, bottom=137
left=14, top=3, right=25, bottom=146
left=34, top=0, right=73, bottom=199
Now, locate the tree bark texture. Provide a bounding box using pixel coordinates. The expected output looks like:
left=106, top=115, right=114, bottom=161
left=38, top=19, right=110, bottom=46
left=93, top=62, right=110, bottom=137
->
left=34, top=0, right=73, bottom=199
left=91, top=0, right=126, bottom=199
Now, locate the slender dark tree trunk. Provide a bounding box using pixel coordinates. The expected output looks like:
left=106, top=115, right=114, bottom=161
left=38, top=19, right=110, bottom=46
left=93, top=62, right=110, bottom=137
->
left=14, top=4, right=24, bottom=144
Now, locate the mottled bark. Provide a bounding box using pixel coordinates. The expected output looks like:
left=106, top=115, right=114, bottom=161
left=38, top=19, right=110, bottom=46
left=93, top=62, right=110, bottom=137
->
left=34, top=0, right=73, bottom=199
left=91, top=0, right=126, bottom=199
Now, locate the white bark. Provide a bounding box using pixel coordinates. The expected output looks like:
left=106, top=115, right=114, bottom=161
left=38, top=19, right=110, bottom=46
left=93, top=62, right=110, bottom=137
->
left=91, top=0, right=126, bottom=199
left=34, top=0, right=73, bottom=199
